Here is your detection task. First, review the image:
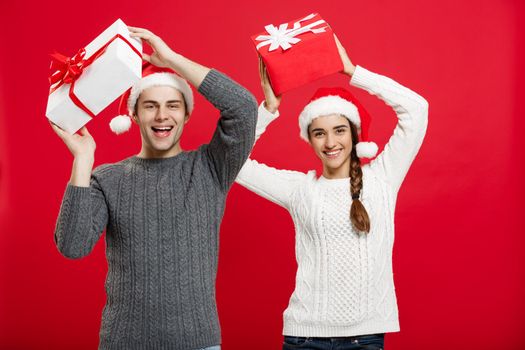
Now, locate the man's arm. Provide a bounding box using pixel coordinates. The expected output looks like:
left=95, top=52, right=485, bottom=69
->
left=129, top=26, right=258, bottom=191
left=128, top=26, right=210, bottom=89
left=50, top=124, right=108, bottom=258
left=199, top=70, right=257, bottom=191
left=50, top=125, right=95, bottom=187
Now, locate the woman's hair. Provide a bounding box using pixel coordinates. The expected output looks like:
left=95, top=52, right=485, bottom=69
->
left=348, top=121, right=371, bottom=233
left=308, top=116, right=371, bottom=233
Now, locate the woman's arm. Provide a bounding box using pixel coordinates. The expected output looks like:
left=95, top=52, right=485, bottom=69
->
left=335, top=36, right=428, bottom=193
left=236, top=59, right=306, bottom=209
left=351, top=67, right=428, bottom=193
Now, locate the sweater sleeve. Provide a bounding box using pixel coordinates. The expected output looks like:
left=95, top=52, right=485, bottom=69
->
left=351, top=66, right=429, bottom=193
left=236, top=103, right=307, bottom=209
left=54, top=173, right=109, bottom=259
left=198, top=69, right=258, bottom=192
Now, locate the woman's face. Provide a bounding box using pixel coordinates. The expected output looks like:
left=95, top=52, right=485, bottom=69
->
left=308, top=114, right=353, bottom=178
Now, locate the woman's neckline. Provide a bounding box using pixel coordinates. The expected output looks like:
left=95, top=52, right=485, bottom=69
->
left=318, top=175, right=350, bottom=183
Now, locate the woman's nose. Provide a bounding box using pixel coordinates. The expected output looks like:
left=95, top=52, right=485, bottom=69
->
left=325, top=134, right=336, bottom=148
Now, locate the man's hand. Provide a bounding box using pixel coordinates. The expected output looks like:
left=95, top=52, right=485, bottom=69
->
left=128, top=26, right=210, bottom=89
left=128, top=26, right=177, bottom=68
left=50, top=123, right=95, bottom=187
left=51, top=124, right=96, bottom=159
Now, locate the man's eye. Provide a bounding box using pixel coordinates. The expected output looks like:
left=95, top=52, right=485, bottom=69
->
left=144, top=105, right=155, bottom=109
left=168, top=104, right=180, bottom=109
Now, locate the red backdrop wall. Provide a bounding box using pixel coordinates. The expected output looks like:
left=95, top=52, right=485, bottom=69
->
left=1, top=0, right=524, bottom=349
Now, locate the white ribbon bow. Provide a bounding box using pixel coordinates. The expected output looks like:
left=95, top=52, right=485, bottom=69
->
left=256, top=13, right=328, bottom=52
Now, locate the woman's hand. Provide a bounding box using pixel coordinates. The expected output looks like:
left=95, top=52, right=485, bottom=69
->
left=259, top=57, right=281, bottom=113
left=50, top=123, right=96, bottom=161
left=334, top=35, right=356, bottom=76
left=128, top=26, right=177, bottom=68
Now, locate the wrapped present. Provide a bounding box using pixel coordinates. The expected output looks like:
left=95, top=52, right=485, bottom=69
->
left=252, top=13, right=343, bottom=95
left=46, top=18, right=142, bottom=134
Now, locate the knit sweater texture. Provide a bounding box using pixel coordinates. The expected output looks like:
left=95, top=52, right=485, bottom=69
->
left=54, top=69, right=257, bottom=350
left=236, top=66, right=428, bottom=337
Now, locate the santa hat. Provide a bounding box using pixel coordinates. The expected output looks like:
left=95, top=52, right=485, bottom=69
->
left=109, top=62, right=194, bottom=134
left=298, top=87, right=378, bottom=159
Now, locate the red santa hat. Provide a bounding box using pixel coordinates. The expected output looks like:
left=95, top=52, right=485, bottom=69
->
left=109, top=62, right=194, bottom=134
left=298, top=87, right=378, bottom=159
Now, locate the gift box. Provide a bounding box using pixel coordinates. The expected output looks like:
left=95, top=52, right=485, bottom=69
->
left=251, top=13, right=343, bottom=95
left=46, top=18, right=142, bottom=134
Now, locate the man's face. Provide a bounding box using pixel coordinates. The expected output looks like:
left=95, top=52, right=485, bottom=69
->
left=134, top=86, right=188, bottom=158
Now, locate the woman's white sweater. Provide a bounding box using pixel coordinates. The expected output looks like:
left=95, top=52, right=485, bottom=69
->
left=236, top=66, right=428, bottom=337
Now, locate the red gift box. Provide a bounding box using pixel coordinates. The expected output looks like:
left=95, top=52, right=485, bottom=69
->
left=251, top=13, right=343, bottom=95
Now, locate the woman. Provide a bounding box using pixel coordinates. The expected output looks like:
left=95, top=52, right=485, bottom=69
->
left=236, top=36, right=428, bottom=350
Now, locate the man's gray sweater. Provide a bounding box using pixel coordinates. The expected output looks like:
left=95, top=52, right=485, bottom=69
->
left=54, top=70, right=257, bottom=350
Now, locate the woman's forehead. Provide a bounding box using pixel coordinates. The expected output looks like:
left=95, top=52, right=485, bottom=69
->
left=310, top=114, right=350, bottom=129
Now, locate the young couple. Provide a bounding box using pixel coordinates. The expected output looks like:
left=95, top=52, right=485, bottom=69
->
left=52, top=26, right=428, bottom=350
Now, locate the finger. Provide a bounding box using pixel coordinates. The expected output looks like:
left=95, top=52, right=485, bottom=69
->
left=258, top=56, right=264, bottom=79
left=78, top=126, right=91, bottom=136
left=262, top=66, right=270, bottom=85
left=129, top=31, right=153, bottom=41
left=127, top=26, right=153, bottom=35
left=333, top=34, right=346, bottom=52
left=142, top=53, right=151, bottom=63
left=258, top=58, right=270, bottom=84
left=50, top=121, right=67, bottom=138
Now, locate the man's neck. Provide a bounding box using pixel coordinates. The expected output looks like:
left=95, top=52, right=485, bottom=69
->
left=137, top=145, right=183, bottom=159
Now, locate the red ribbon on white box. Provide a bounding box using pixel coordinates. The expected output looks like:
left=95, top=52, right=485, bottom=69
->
left=48, top=34, right=141, bottom=119
left=255, top=13, right=328, bottom=52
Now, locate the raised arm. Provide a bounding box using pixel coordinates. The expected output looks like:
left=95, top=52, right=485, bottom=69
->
left=128, top=26, right=210, bottom=88
left=54, top=173, right=109, bottom=259
left=130, top=26, right=258, bottom=191
left=50, top=124, right=108, bottom=258
left=335, top=35, right=428, bottom=193
left=235, top=59, right=307, bottom=209
left=351, top=67, right=428, bottom=193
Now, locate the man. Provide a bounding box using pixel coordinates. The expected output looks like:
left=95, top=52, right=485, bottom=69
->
left=51, top=26, right=257, bottom=350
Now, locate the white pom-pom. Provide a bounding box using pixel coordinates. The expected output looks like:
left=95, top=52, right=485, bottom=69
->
left=356, top=142, right=378, bottom=159
left=109, top=115, right=132, bottom=134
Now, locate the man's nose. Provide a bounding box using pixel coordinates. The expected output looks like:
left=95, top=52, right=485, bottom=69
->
left=155, top=106, right=169, bottom=120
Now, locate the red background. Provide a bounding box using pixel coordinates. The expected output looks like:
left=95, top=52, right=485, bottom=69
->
left=1, top=1, right=524, bottom=349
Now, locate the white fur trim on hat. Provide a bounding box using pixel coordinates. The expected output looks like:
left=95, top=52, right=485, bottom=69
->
left=127, top=72, right=194, bottom=115
left=109, top=115, right=132, bottom=134
left=298, top=95, right=360, bottom=141
left=356, top=141, right=378, bottom=159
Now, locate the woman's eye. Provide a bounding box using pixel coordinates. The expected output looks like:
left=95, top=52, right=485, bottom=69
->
left=314, top=132, right=324, bottom=137
left=336, top=128, right=346, bottom=134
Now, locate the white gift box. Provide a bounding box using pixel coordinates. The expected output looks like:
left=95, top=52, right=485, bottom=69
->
left=46, top=18, right=142, bottom=134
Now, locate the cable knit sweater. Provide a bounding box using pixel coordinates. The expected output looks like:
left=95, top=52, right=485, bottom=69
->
left=54, top=69, right=257, bottom=350
left=236, top=66, right=428, bottom=337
